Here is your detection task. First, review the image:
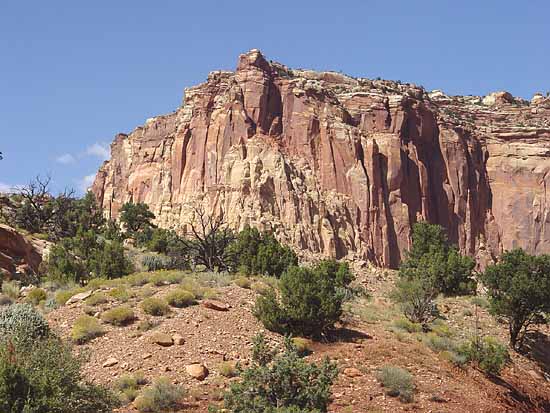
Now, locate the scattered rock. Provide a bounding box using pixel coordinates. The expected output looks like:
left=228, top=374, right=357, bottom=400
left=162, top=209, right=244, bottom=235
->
left=102, top=357, right=118, bottom=368
left=202, top=300, right=229, bottom=311
left=186, top=363, right=209, bottom=380
left=343, top=367, right=362, bottom=378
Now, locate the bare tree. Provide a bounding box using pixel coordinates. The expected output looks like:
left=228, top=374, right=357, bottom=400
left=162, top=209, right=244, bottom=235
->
left=179, top=205, right=235, bottom=271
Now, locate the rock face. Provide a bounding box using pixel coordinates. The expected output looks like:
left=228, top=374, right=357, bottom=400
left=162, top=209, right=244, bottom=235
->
left=0, top=224, right=43, bottom=278
left=92, top=50, right=550, bottom=268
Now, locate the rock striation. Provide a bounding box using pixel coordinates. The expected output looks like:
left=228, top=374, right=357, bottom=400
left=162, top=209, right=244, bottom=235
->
left=92, top=50, right=550, bottom=268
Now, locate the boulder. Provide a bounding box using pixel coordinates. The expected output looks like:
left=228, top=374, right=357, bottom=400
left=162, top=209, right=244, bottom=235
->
left=202, top=300, right=229, bottom=311
left=102, top=357, right=118, bottom=368
left=186, top=363, right=209, bottom=380
left=150, top=332, right=174, bottom=347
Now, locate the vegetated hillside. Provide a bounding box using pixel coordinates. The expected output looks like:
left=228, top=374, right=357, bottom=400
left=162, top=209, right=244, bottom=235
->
left=41, top=266, right=550, bottom=413
left=92, top=49, right=550, bottom=268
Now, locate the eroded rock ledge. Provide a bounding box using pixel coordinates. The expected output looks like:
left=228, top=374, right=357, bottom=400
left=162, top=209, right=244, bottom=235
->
left=92, top=49, right=550, bottom=268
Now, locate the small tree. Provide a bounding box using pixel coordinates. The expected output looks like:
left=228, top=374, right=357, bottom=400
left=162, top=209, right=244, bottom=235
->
left=481, top=249, right=550, bottom=351
left=224, top=333, right=338, bottom=413
left=255, top=260, right=353, bottom=338
left=119, top=202, right=155, bottom=234
left=231, top=227, right=298, bottom=276
left=400, top=222, right=476, bottom=296
left=180, top=206, right=235, bottom=271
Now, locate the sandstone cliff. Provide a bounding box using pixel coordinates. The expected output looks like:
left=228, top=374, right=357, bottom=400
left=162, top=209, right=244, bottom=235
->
left=92, top=50, right=550, bottom=268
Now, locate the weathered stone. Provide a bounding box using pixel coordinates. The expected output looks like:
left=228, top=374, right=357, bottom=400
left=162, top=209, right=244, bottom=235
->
left=92, top=50, right=550, bottom=269
left=202, top=300, right=229, bottom=312
left=66, top=290, right=93, bottom=305
left=172, top=333, right=185, bottom=345
left=186, top=363, right=209, bottom=380
left=0, top=224, right=42, bottom=278
left=343, top=367, right=362, bottom=378
left=150, top=332, right=174, bottom=347
left=102, top=357, right=118, bottom=368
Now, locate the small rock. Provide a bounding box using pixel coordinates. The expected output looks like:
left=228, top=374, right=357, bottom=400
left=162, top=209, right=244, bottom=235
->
left=102, top=357, right=118, bottom=368
left=142, top=354, right=152, bottom=360
left=66, top=290, right=93, bottom=304
left=186, top=363, right=209, bottom=380
left=202, top=300, right=229, bottom=311
left=150, top=332, right=174, bottom=347
left=173, top=334, right=185, bottom=345
left=343, top=367, right=362, bottom=378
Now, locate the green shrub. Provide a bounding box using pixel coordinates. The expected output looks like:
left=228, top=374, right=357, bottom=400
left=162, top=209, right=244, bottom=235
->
left=1, top=280, right=20, bottom=299
left=230, top=227, right=298, bottom=277
left=150, top=270, right=184, bottom=286
left=392, top=318, right=422, bottom=333
left=234, top=276, right=251, bottom=289
left=399, top=222, right=476, bottom=296
left=0, top=303, right=50, bottom=341
left=423, top=333, right=456, bottom=353
left=165, top=289, right=195, bottom=308
left=0, top=334, right=117, bottom=412
left=459, top=336, right=508, bottom=375
left=376, top=365, right=414, bottom=403
left=108, top=286, right=133, bottom=302
left=481, top=249, right=550, bottom=350
left=134, top=377, right=185, bottom=412
left=101, top=306, right=135, bottom=326
left=71, top=315, right=105, bottom=344
left=218, top=361, right=238, bottom=378
left=291, top=337, right=313, bottom=356
left=251, top=281, right=272, bottom=295
left=224, top=334, right=338, bottom=412
left=119, top=202, right=155, bottom=235
left=55, top=288, right=86, bottom=306
left=142, top=254, right=175, bottom=272
left=141, top=297, right=170, bottom=316
left=470, top=296, right=489, bottom=308
left=137, top=319, right=159, bottom=332
left=254, top=260, right=353, bottom=338
left=390, top=277, right=438, bottom=325
left=115, top=372, right=147, bottom=403
left=85, top=292, right=109, bottom=306
left=126, top=272, right=151, bottom=287
left=26, top=288, right=47, bottom=305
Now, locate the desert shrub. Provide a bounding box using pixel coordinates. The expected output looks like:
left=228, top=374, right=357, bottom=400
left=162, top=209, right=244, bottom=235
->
left=101, top=306, right=135, bottom=326
left=108, top=286, right=133, bottom=302
left=423, top=333, right=457, bottom=353
left=141, top=297, right=170, bottom=316
left=218, top=361, right=238, bottom=378
left=115, top=372, right=148, bottom=403
left=376, top=365, right=414, bottom=403
left=392, top=318, right=422, bottom=333
left=149, top=270, right=184, bottom=286
left=1, top=280, right=20, bottom=299
left=165, top=289, right=195, bottom=308
left=71, top=315, right=105, bottom=344
left=234, top=276, right=251, bottom=289
left=142, top=254, right=176, bottom=272
left=55, top=287, right=85, bottom=306
left=459, top=336, right=508, bottom=375
left=254, top=260, right=353, bottom=338
left=231, top=227, right=298, bottom=277
left=0, top=294, right=12, bottom=306
left=85, top=292, right=109, bottom=306
left=96, top=240, right=133, bottom=279
left=180, top=279, right=208, bottom=298
left=134, top=377, right=185, bottom=412
left=0, top=336, right=117, bottom=413
left=399, top=222, right=476, bottom=296
left=291, top=337, right=313, bottom=356
left=224, top=334, right=338, bottom=413
left=390, top=277, right=438, bottom=326
left=0, top=303, right=50, bottom=341
left=26, top=287, right=47, bottom=305
left=126, top=272, right=151, bottom=287
left=481, top=248, right=550, bottom=350
left=138, top=286, right=155, bottom=298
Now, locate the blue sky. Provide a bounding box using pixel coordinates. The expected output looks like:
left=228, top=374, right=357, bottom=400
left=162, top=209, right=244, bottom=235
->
left=1, top=1, right=548, bottom=194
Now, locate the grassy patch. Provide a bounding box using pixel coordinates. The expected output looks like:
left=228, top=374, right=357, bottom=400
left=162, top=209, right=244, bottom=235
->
left=26, top=288, right=47, bottom=305
left=72, top=314, right=105, bottom=344
left=376, top=365, right=414, bottom=403
left=134, top=377, right=185, bottom=412
left=85, top=292, right=110, bottom=306
left=101, top=306, right=135, bottom=326
left=392, top=318, right=422, bottom=333
left=165, top=289, right=195, bottom=308
left=108, top=286, right=134, bottom=303
left=1, top=280, right=20, bottom=299
left=140, top=297, right=170, bottom=316
left=218, top=361, right=238, bottom=378
left=115, top=372, right=148, bottom=403
left=233, top=276, right=251, bottom=289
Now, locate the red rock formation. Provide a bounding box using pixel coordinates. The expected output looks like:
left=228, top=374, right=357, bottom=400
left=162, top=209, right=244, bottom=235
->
left=92, top=50, right=550, bottom=268
left=0, top=224, right=42, bottom=278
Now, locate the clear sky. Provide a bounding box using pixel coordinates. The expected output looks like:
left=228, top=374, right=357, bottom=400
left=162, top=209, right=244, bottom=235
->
left=1, top=1, right=548, bottom=194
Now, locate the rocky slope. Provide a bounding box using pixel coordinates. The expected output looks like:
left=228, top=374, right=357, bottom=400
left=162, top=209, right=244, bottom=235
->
left=0, top=224, right=44, bottom=279
left=92, top=50, right=550, bottom=267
